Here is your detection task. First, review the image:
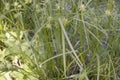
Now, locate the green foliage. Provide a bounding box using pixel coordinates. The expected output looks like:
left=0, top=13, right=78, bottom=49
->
left=0, top=0, right=120, bottom=80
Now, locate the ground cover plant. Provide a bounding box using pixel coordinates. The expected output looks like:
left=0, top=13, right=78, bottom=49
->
left=0, top=0, right=120, bottom=80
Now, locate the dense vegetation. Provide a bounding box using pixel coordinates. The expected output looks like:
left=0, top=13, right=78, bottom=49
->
left=0, top=0, right=120, bottom=80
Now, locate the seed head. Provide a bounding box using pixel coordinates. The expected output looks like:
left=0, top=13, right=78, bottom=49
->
left=80, top=4, right=86, bottom=12
left=105, top=10, right=111, bottom=16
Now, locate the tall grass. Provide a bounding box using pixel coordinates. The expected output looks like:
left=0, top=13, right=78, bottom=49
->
left=0, top=0, right=120, bottom=80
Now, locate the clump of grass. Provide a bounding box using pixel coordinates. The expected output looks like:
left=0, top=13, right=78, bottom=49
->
left=0, top=0, right=120, bottom=80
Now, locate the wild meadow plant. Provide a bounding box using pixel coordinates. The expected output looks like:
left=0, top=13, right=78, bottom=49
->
left=0, top=0, right=120, bottom=80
